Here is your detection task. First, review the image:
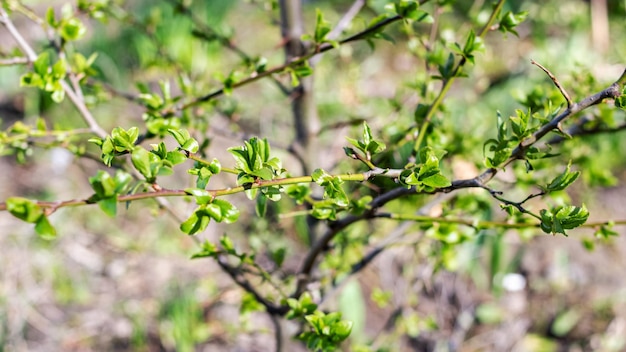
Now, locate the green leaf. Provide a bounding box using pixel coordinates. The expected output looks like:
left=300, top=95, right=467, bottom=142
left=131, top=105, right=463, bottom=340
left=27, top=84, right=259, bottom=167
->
left=240, top=292, right=264, bottom=314
left=256, top=193, right=268, bottom=217
left=418, top=153, right=440, bottom=180
left=546, top=161, right=580, bottom=192
left=271, top=247, right=286, bottom=267
left=207, top=158, right=221, bottom=174
left=594, top=223, right=618, bottom=239
left=556, top=204, right=589, bottom=230
left=250, top=167, right=273, bottom=180
left=293, top=62, right=313, bottom=78
left=33, top=52, right=50, bottom=76
left=131, top=147, right=154, bottom=181
left=191, top=241, right=219, bottom=258
left=312, top=169, right=349, bottom=207
left=414, top=103, right=430, bottom=123
left=510, top=109, right=529, bottom=139
left=230, top=148, right=253, bottom=174
left=20, top=73, right=43, bottom=87
left=46, top=7, right=57, bottom=27
left=89, top=170, right=116, bottom=198
left=34, top=215, right=57, bottom=239
left=394, top=0, right=420, bottom=20
left=51, top=58, right=66, bottom=78
left=204, top=203, right=223, bottom=222
left=180, top=210, right=210, bottom=235
left=181, top=139, right=199, bottom=154
left=285, top=292, right=318, bottom=320
left=311, top=201, right=338, bottom=220
left=50, top=88, right=65, bottom=103
left=313, top=9, right=331, bottom=43
left=499, top=11, right=528, bottom=37
left=167, top=129, right=199, bottom=153
left=540, top=204, right=589, bottom=235
left=213, top=199, right=240, bottom=223
left=615, top=86, right=626, bottom=109
left=7, top=197, right=43, bottom=223
left=220, top=235, right=236, bottom=254
left=185, top=188, right=213, bottom=205
left=421, top=173, right=451, bottom=188
left=312, top=168, right=329, bottom=184
left=332, top=320, right=353, bottom=340
left=98, top=196, right=118, bottom=217
left=138, top=93, right=164, bottom=110
left=286, top=184, right=310, bottom=204
left=60, top=18, right=87, bottom=41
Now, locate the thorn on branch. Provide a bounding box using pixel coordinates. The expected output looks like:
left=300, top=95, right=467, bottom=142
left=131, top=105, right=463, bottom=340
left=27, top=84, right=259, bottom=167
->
left=531, top=59, right=573, bottom=107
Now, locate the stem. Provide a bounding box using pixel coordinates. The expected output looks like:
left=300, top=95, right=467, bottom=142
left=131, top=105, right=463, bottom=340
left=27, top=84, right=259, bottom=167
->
left=380, top=213, right=626, bottom=230
left=413, top=0, right=505, bottom=151
left=379, top=212, right=538, bottom=229
left=0, top=170, right=385, bottom=212
left=448, top=72, right=625, bottom=191
left=0, top=7, right=107, bottom=139
left=171, top=15, right=405, bottom=113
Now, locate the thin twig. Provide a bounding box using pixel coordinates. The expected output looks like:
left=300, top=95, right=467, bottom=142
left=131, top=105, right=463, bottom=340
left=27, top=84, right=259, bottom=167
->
left=165, top=0, right=291, bottom=96
left=448, top=70, right=625, bottom=192
left=531, top=59, right=573, bottom=107
left=216, top=255, right=288, bottom=315
left=294, top=67, right=626, bottom=298
left=0, top=7, right=107, bottom=139
left=0, top=56, right=29, bottom=65
left=413, top=0, right=506, bottom=151
left=309, top=0, right=366, bottom=67
left=167, top=14, right=405, bottom=114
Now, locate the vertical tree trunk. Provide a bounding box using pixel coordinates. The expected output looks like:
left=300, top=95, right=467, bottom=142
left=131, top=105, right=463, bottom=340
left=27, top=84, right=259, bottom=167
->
left=279, top=0, right=320, bottom=176
left=279, top=0, right=322, bottom=246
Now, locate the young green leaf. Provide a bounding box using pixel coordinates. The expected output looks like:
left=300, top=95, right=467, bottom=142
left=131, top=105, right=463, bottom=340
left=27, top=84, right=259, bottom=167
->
left=546, top=162, right=580, bottom=192
left=313, top=9, right=331, bottom=43
left=540, top=204, right=589, bottom=236
left=35, top=215, right=57, bottom=239
left=191, top=241, right=219, bottom=259
left=185, top=188, right=214, bottom=205
left=6, top=197, right=44, bottom=223
left=131, top=147, right=154, bottom=182
left=180, top=210, right=210, bottom=235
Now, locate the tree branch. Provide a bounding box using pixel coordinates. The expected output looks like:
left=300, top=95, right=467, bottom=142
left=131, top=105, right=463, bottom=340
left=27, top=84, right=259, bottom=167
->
left=167, top=14, right=405, bottom=114
left=216, top=255, right=289, bottom=315
left=447, top=70, right=625, bottom=192
left=0, top=7, right=107, bottom=139
left=293, top=67, right=626, bottom=298
left=531, top=59, right=573, bottom=107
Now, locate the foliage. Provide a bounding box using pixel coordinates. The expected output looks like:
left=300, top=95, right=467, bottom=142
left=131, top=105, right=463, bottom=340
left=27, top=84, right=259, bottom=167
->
left=0, top=0, right=625, bottom=350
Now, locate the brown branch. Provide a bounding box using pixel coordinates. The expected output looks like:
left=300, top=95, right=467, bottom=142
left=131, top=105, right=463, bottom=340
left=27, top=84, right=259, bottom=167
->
left=167, top=14, right=404, bottom=114
left=293, top=67, right=626, bottom=298
left=216, top=255, right=289, bottom=315
left=448, top=70, right=625, bottom=191
left=548, top=122, right=626, bottom=144
left=294, top=186, right=414, bottom=297
left=531, top=59, right=573, bottom=107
